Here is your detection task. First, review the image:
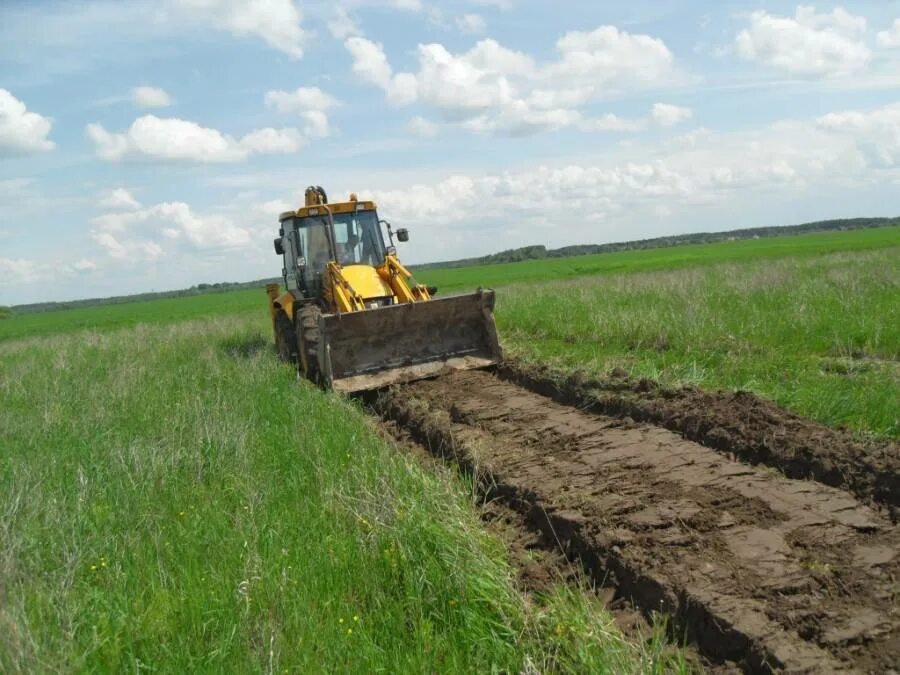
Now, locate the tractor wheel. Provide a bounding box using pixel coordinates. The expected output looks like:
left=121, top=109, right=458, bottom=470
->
left=275, top=311, right=297, bottom=363
left=296, top=304, right=321, bottom=385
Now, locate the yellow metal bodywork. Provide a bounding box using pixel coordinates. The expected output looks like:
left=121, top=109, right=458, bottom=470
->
left=272, top=290, right=296, bottom=319
left=280, top=201, right=377, bottom=222
left=376, top=255, right=431, bottom=303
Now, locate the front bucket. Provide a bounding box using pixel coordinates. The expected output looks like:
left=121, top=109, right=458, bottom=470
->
left=318, top=290, right=502, bottom=393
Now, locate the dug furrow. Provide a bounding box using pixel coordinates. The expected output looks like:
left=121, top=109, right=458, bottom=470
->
left=379, top=370, right=899, bottom=673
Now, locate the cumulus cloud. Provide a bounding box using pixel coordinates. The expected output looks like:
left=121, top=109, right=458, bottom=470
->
left=173, top=0, right=308, bottom=58
left=817, top=102, right=900, bottom=166
left=344, top=25, right=676, bottom=136
left=652, top=103, right=693, bottom=127
left=456, top=13, right=486, bottom=34
left=0, top=89, right=55, bottom=155
left=264, top=86, right=339, bottom=139
left=132, top=86, right=172, bottom=108
left=877, top=19, right=900, bottom=48
left=265, top=86, right=339, bottom=114
left=99, top=188, right=142, bottom=210
left=351, top=100, right=900, bottom=260
left=0, top=258, right=40, bottom=284
left=86, top=115, right=304, bottom=163
left=328, top=6, right=361, bottom=39
left=91, top=200, right=253, bottom=262
left=735, top=6, right=871, bottom=77
left=345, top=37, right=419, bottom=105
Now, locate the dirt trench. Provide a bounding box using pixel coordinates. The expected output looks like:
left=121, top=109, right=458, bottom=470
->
left=376, top=369, right=899, bottom=673
left=496, top=361, right=900, bottom=515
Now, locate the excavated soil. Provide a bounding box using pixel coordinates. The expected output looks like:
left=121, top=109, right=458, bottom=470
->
left=378, top=369, right=900, bottom=673
left=497, top=361, right=900, bottom=516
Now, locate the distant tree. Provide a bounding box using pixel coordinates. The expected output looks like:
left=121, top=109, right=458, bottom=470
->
left=0, top=306, right=12, bottom=319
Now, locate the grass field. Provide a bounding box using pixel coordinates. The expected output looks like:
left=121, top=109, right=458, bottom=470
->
left=0, top=317, right=684, bottom=672
left=421, top=226, right=900, bottom=293
left=1, top=225, right=897, bottom=669
left=498, top=247, right=899, bottom=438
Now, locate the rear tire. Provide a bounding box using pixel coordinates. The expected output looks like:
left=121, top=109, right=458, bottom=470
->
left=297, top=304, right=321, bottom=385
left=275, top=311, right=297, bottom=363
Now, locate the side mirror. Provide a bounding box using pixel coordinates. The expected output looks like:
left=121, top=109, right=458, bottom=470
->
left=274, top=237, right=284, bottom=255
left=396, top=228, right=409, bottom=242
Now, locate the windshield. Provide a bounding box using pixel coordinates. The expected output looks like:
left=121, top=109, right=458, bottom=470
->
left=293, top=209, right=387, bottom=290
left=331, top=210, right=386, bottom=266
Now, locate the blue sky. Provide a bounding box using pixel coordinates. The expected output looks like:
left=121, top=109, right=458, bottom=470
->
left=1, top=0, right=899, bottom=304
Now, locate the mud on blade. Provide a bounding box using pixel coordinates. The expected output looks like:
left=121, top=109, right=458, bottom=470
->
left=318, top=290, right=502, bottom=393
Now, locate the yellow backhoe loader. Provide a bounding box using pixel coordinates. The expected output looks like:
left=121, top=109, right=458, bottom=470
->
left=265, top=186, right=502, bottom=393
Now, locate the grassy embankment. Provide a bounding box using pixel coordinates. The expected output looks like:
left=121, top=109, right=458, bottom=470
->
left=421, top=227, right=899, bottom=439
left=0, top=315, right=685, bottom=672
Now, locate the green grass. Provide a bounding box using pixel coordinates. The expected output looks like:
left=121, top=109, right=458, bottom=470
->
left=0, top=316, right=688, bottom=673
left=419, top=226, right=900, bottom=293
left=4, top=225, right=895, bottom=669
left=0, top=289, right=263, bottom=342
left=496, top=248, right=899, bottom=438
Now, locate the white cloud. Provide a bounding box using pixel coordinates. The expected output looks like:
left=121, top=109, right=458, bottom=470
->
left=264, top=86, right=338, bottom=138
left=579, top=113, right=646, bottom=133
left=735, top=7, right=870, bottom=77
left=91, top=200, right=253, bottom=262
left=456, top=13, right=486, bottom=35
left=239, top=126, right=304, bottom=153
left=817, top=103, right=900, bottom=167
left=328, top=6, right=360, bottom=39
left=548, top=25, right=674, bottom=90
left=173, top=0, right=308, bottom=59
left=345, top=37, right=418, bottom=105
left=0, top=89, right=55, bottom=155
left=877, top=19, right=900, bottom=48
left=265, top=86, right=339, bottom=113
left=86, top=115, right=304, bottom=163
left=353, top=100, right=900, bottom=259
left=652, top=103, right=693, bottom=127
left=132, top=86, right=172, bottom=108
left=407, top=116, right=439, bottom=138
left=73, top=258, right=97, bottom=272
left=99, top=188, right=142, bottom=210
left=0, top=258, right=40, bottom=285
left=344, top=25, right=676, bottom=136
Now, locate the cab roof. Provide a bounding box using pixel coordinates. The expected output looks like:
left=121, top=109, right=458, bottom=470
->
left=279, top=200, right=377, bottom=222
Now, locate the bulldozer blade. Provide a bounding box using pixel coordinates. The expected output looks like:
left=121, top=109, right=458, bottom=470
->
left=318, top=289, right=502, bottom=393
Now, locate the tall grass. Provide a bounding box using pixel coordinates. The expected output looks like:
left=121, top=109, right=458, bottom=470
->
left=498, top=249, right=899, bottom=438
left=0, top=316, right=689, bottom=672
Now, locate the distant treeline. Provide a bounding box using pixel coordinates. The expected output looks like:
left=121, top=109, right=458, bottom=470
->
left=412, top=216, right=900, bottom=271
left=9, top=216, right=898, bottom=315
left=12, top=279, right=280, bottom=315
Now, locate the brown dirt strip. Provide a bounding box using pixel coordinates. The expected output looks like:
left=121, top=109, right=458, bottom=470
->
left=368, top=415, right=720, bottom=669
left=497, top=360, right=900, bottom=518
left=377, top=369, right=899, bottom=673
